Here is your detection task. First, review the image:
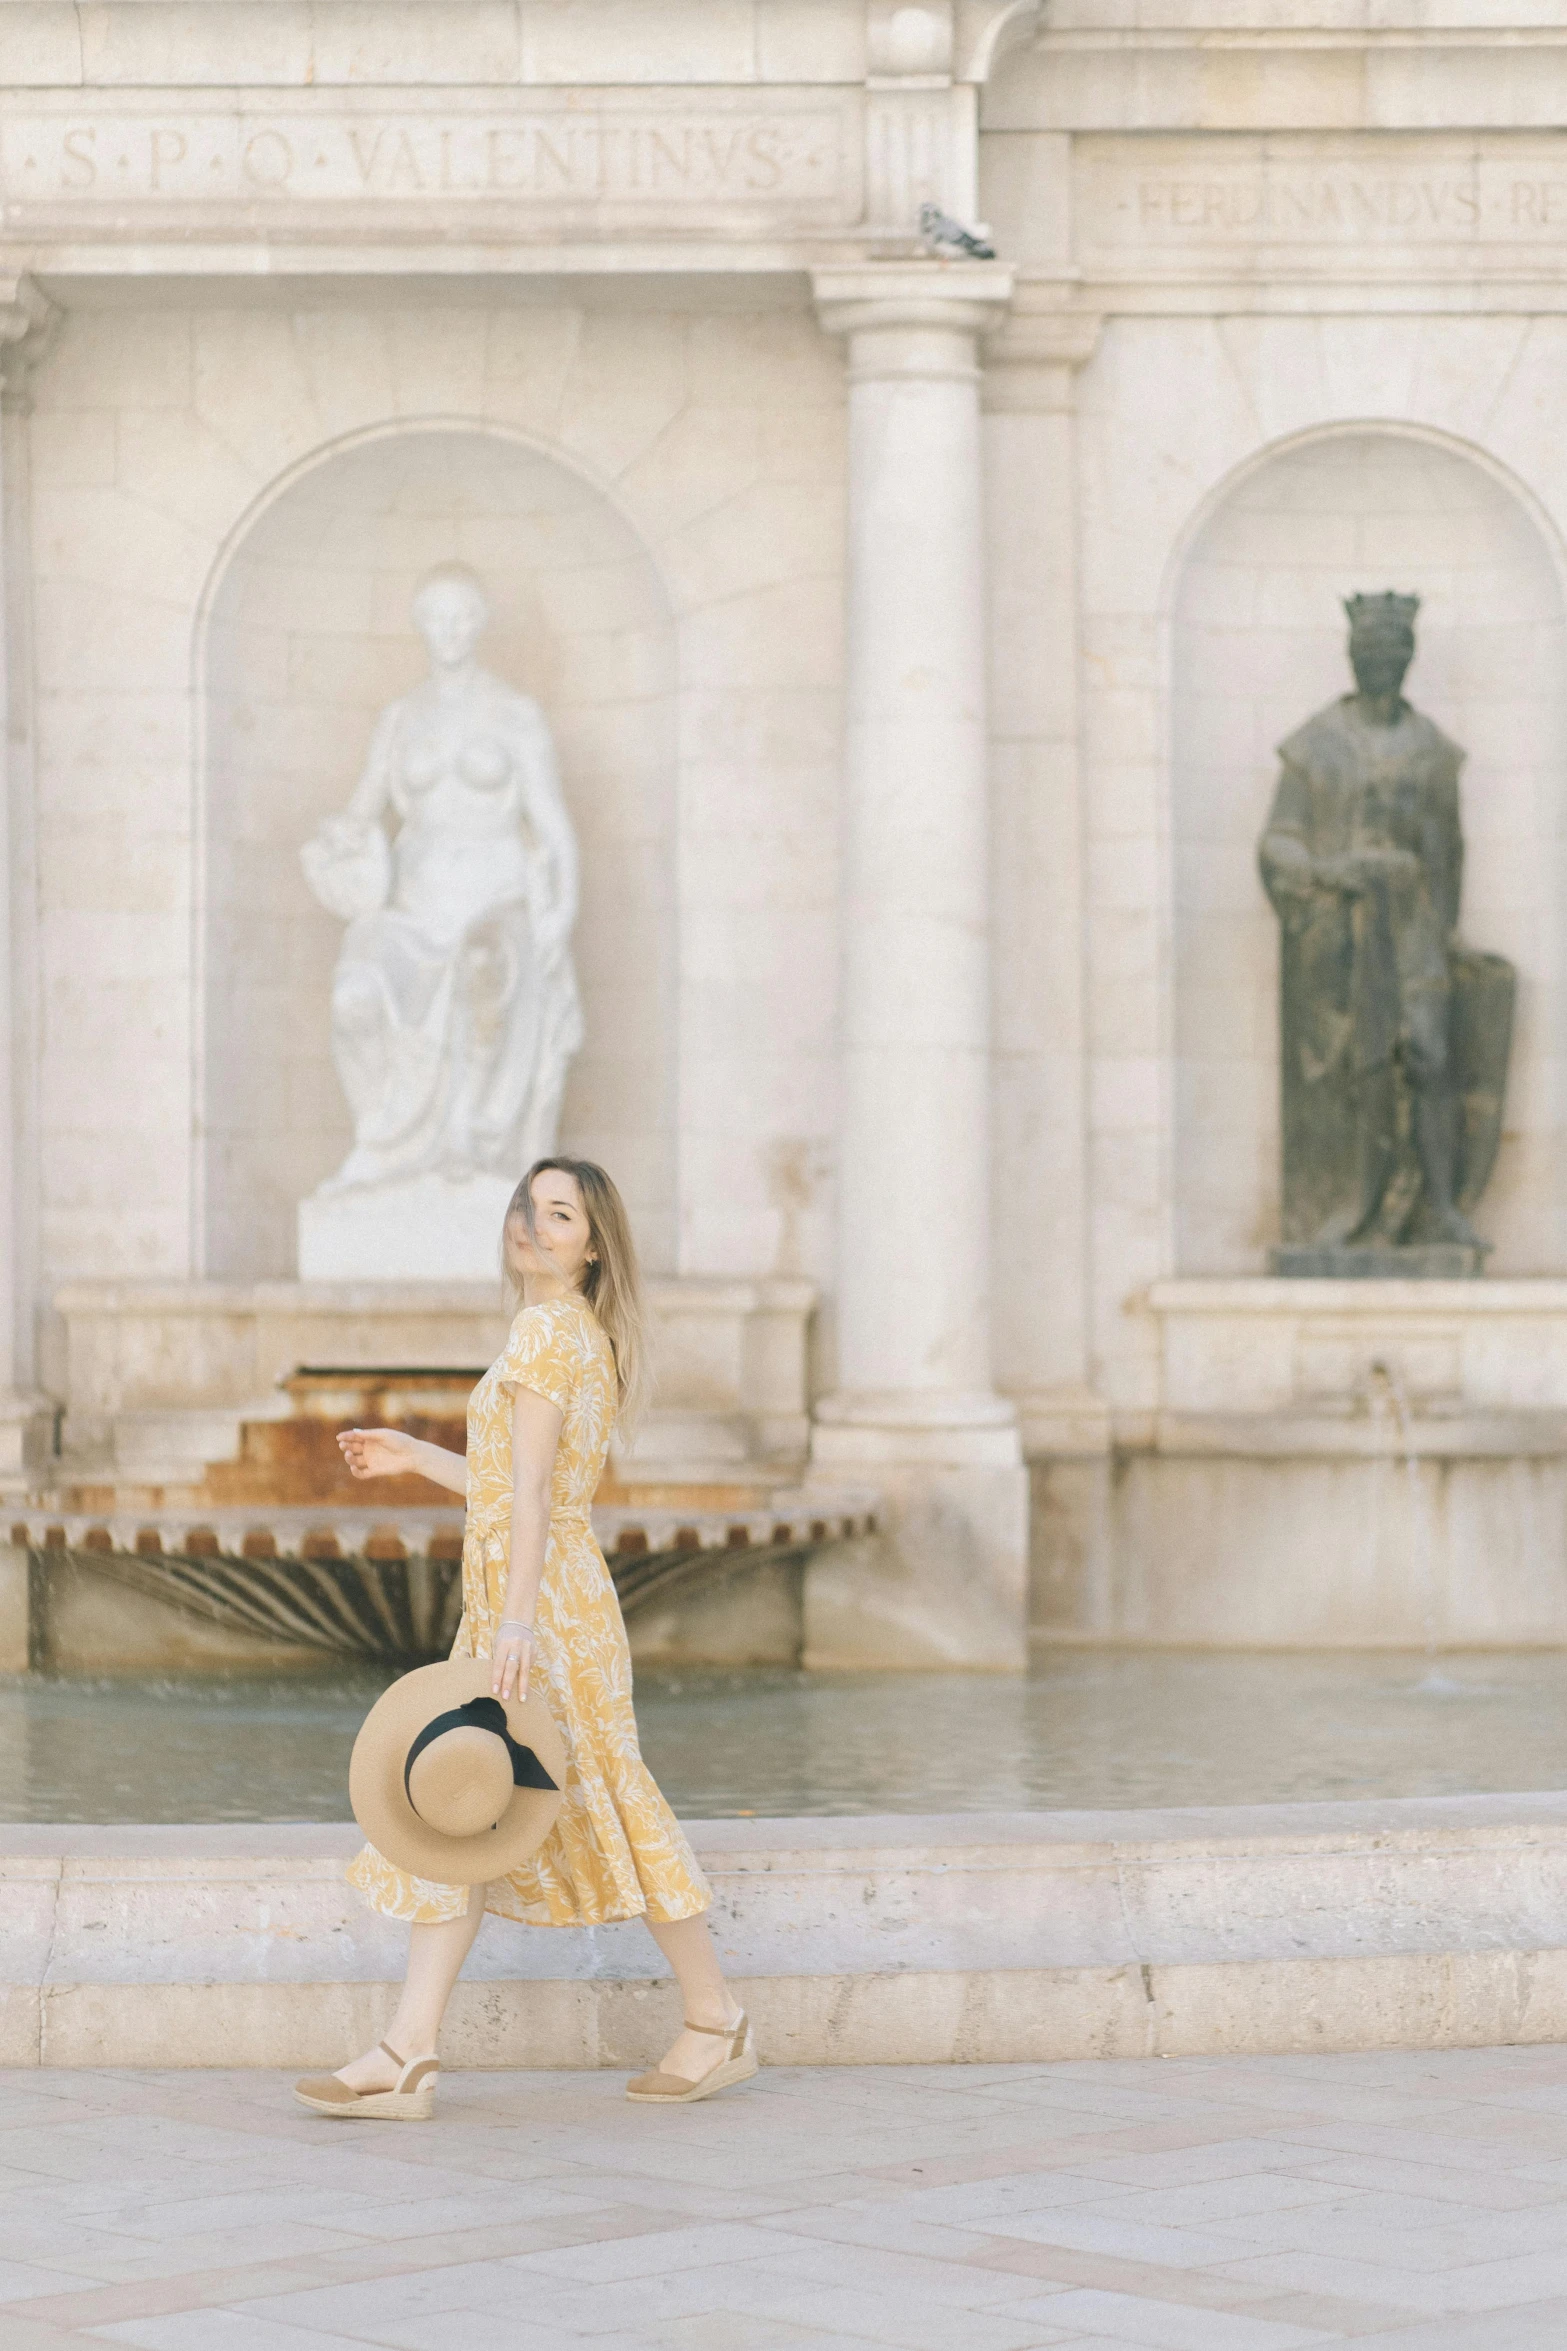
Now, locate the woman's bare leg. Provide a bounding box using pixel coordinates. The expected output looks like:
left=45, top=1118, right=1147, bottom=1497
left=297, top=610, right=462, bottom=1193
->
left=645, top=1912, right=745, bottom=2083
left=336, top=1889, right=485, bottom=2091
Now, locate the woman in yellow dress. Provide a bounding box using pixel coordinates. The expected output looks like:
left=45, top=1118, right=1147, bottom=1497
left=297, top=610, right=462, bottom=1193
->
left=308, top=1157, right=757, bottom=2111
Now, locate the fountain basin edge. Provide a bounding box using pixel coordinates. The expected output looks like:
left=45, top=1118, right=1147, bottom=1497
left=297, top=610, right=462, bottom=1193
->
left=6, top=1792, right=1567, bottom=2068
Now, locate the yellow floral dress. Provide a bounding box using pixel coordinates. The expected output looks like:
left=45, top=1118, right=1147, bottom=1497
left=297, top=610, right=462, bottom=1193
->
left=347, top=1293, right=711, bottom=1929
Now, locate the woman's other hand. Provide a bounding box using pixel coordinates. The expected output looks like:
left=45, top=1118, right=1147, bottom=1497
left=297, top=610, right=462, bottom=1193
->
left=491, top=1625, right=534, bottom=1702
left=336, top=1426, right=417, bottom=1480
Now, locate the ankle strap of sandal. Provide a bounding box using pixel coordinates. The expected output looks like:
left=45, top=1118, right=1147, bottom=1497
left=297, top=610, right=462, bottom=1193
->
left=380, top=2039, right=439, bottom=2073
left=683, top=2013, right=746, bottom=2037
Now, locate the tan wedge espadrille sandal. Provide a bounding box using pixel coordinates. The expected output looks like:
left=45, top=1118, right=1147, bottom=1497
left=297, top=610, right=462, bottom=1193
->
left=293, top=2041, right=439, bottom=2121
left=624, top=2011, right=759, bottom=2104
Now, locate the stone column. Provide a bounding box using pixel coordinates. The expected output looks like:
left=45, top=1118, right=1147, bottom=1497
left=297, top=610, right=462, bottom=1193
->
left=806, top=263, right=1027, bottom=1670
left=983, top=303, right=1113, bottom=1632
left=0, top=276, right=58, bottom=1488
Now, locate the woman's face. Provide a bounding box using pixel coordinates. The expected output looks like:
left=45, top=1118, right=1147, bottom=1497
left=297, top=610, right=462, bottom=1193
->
left=505, top=1170, right=595, bottom=1288
left=414, top=579, right=487, bottom=669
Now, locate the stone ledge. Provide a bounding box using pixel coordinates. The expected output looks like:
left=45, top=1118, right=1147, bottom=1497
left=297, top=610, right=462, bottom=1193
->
left=1151, top=1409, right=1567, bottom=1457
left=10, top=1950, right=1567, bottom=2070
left=7, top=1797, right=1567, bottom=2065
left=1149, top=1279, right=1567, bottom=1314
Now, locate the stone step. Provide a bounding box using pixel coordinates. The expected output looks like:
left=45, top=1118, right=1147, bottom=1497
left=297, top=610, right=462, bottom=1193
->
left=5, top=1793, right=1566, bottom=2068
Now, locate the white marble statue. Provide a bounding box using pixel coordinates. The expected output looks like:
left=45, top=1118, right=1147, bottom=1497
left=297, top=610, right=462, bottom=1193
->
left=301, top=563, right=582, bottom=1198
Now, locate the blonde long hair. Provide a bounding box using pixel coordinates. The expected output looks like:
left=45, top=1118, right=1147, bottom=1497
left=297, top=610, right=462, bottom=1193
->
left=505, top=1158, right=647, bottom=1433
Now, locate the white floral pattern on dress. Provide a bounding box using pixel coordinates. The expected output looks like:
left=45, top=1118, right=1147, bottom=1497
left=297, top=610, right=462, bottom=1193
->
left=346, top=1293, right=711, bottom=1929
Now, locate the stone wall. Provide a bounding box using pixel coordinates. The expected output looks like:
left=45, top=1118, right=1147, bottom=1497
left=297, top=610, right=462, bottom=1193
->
left=16, top=0, right=1567, bottom=1646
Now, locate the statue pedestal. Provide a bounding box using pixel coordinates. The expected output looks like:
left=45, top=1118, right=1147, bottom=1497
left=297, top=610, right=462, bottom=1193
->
left=297, top=1172, right=514, bottom=1282
left=1268, top=1244, right=1486, bottom=1280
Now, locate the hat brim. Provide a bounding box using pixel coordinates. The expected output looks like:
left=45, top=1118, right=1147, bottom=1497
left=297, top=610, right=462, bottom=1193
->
left=350, top=1656, right=568, bottom=1885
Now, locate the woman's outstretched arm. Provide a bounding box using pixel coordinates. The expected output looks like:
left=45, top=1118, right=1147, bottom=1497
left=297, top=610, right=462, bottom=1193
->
left=337, top=1427, right=469, bottom=1496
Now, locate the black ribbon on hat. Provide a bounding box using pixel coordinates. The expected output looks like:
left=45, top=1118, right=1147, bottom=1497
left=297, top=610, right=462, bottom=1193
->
left=403, top=1695, right=559, bottom=1816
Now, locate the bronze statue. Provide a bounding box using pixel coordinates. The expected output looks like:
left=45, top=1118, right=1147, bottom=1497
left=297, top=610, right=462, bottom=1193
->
left=1258, top=593, right=1514, bottom=1273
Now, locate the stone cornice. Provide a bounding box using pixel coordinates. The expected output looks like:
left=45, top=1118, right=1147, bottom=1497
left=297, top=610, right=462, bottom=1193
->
left=984, top=26, right=1567, bottom=135
left=812, top=260, right=1015, bottom=343
left=1033, top=24, right=1567, bottom=50
left=2, top=0, right=1039, bottom=93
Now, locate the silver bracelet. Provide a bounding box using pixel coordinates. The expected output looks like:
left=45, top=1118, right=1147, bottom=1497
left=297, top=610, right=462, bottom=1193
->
left=497, top=1618, right=535, bottom=1639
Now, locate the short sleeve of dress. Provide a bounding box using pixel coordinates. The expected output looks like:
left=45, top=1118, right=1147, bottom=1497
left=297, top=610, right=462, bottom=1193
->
left=495, top=1302, right=577, bottom=1415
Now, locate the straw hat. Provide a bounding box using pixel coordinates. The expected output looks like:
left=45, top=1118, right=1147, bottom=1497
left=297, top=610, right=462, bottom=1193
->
left=349, top=1655, right=567, bottom=1884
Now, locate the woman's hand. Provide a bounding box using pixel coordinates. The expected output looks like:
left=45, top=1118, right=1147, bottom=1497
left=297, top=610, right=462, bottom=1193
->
left=336, top=1426, right=417, bottom=1480
left=491, top=1621, right=534, bottom=1702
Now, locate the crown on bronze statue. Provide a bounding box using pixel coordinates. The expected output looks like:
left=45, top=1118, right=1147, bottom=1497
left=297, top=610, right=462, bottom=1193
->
left=1343, top=591, right=1420, bottom=631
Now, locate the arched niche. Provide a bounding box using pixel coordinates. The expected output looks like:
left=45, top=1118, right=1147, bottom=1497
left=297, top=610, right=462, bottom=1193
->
left=201, top=425, right=676, bottom=1280
left=1172, top=427, right=1567, bottom=1275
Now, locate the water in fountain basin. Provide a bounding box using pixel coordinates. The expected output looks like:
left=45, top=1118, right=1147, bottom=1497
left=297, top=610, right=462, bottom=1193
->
left=7, top=1650, right=1567, bottom=1823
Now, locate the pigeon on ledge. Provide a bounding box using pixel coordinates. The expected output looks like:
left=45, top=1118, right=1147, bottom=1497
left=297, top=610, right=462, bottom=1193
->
left=917, top=202, right=997, bottom=260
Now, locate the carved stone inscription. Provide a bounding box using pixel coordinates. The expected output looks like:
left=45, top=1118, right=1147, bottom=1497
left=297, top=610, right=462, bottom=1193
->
left=1078, top=138, right=1567, bottom=266
left=0, top=96, right=853, bottom=215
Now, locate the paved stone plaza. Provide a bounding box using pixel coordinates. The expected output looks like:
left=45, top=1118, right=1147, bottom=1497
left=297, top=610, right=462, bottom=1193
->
left=7, top=2051, right=1567, bottom=2347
